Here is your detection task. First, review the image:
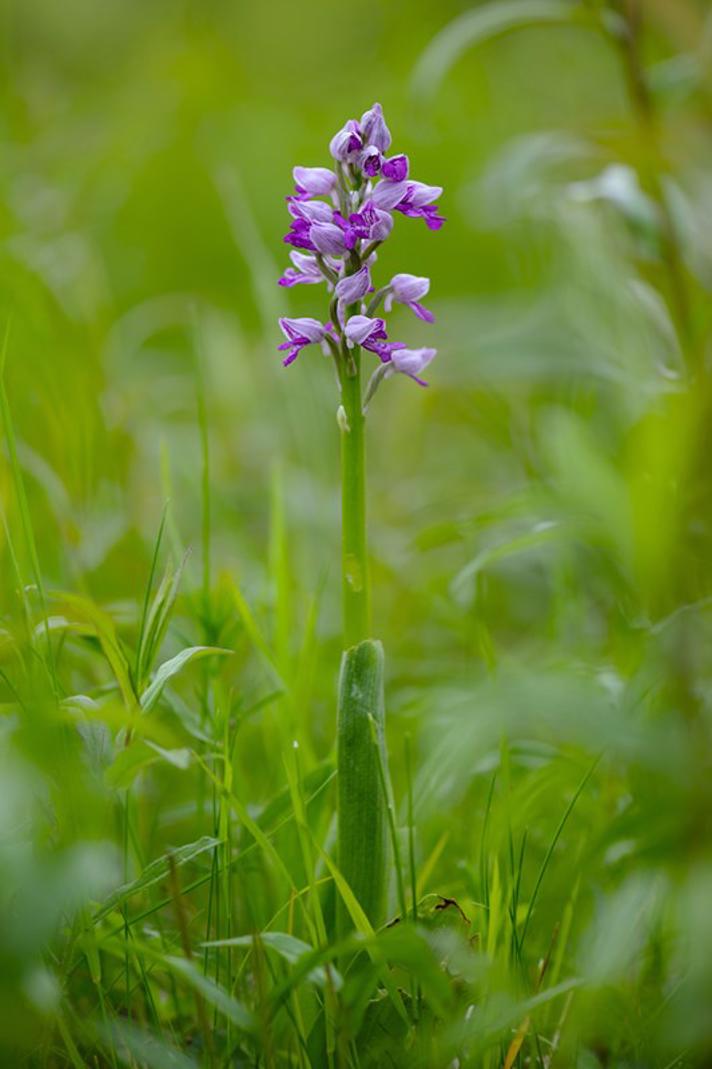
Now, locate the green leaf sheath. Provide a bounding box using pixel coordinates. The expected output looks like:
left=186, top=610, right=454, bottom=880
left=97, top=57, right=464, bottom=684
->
left=340, top=351, right=370, bottom=648
left=337, top=638, right=388, bottom=932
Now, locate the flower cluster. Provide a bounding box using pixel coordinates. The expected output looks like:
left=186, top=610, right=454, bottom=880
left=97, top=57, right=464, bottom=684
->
left=277, top=103, right=443, bottom=398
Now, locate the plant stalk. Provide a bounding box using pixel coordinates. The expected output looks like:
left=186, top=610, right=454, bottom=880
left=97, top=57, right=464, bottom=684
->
left=339, top=347, right=370, bottom=648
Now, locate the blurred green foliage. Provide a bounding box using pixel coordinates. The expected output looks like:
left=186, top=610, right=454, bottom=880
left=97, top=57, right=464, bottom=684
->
left=2, top=0, right=712, bottom=1065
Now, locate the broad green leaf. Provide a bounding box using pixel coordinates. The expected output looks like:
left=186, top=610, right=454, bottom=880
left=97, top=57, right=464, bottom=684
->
left=337, top=639, right=388, bottom=932
left=140, top=645, right=232, bottom=713
left=145, top=740, right=192, bottom=769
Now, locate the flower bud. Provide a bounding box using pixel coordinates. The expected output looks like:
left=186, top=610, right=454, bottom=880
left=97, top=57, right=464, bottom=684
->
left=360, top=103, right=391, bottom=153
left=330, top=120, right=363, bottom=161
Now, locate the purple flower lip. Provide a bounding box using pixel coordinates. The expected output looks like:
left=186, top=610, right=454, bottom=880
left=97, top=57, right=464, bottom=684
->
left=344, top=314, right=387, bottom=348
left=360, top=146, right=381, bottom=178
left=344, top=314, right=407, bottom=363
left=385, top=273, right=434, bottom=322
left=381, top=154, right=409, bottom=182
left=333, top=204, right=393, bottom=247
left=358, top=203, right=393, bottom=242
left=332, top=211, right=361, bottom=251
left=404, top=181, right=442, bottom=207
left=293, top=166, right=337, bottom=196
left=279, top=251, right=329, bottom=288
left=277, top=316, right=328, bottom=366
left=284, top=217, right=316, bottom=251
left=395, top=181, right=446, bottom=229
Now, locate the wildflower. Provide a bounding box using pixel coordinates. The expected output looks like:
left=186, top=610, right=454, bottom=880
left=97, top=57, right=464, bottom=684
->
left=279, top=252, right=329, bottom=288
left=284, top=216, right=316, bottom=251
left=388, top=346, right=436, bottom=385
left=287, top=198, right=333, bottom=224
left=344, top=314, right=387, bottom=349
left=293, top=166, right=337, bottom=197
left=335, top=266, right=372, bottom=323
left=278, top=317, right=329, bottom=366
left=384, top=274, right=434, bottom=322
left=370, top=179, right=409, bottom=212
left=344, top=315, right=406, bottom=363
left=336, top=204, right=393, bottom=246
left=395, top=181, right=446, bottom=229
left=277, top=103, right=442, bottom=393
left=311, top=221, right=348, bottom=256
left=330, top=120, right=363, bottom=162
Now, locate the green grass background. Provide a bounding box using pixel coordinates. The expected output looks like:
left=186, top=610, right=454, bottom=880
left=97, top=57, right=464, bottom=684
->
left=2, top=0, right=712, bottom=1065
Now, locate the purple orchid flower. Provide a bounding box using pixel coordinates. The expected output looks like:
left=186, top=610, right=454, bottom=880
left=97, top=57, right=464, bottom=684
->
left=277, top=317, right=329, bottom=366
left=279, top=251, right=329, bottom=288
left=344, top=314, right=406, bottom=362
left=284, top=217, right=316, bottom=251
left=330, top=119, right=363, bottom=162
left=395, top=181, right=446, bottom=230
left=384, top=274, right=434, bottom=322
left=344, top=314, right=386, bottom=349
left=336, top=266, right=371, bottom=306
left=331, top=212, right=361, bottom=251
left=333, top=204, right=393, bottom=247
left=287, top=198, right=334, bottom=224
left=310, top=221, right=348, bottom=257
left=352, top=203, right=393, bottom=242
left=293, top=166, right=337, bottom=197
left=370, top=179, right=409, bottom=212
left=387, top=346, right=437, bottom=386
left=335, top=265, right=372, bottom=324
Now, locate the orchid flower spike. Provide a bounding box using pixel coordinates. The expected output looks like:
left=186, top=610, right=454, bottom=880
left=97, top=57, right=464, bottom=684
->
left=276, top=102, right=442, bottom=397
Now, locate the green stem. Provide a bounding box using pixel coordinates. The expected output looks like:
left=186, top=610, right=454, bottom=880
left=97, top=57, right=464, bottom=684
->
left=340, top=347, right=370, bottom=647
